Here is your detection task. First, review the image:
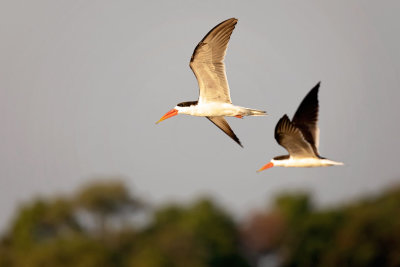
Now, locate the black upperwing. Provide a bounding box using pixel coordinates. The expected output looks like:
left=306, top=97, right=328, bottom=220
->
left=275, top=115, right=316, bottom=158
left=292, top=82, right=320, bottom=156
left=206, top=116, right=242, bottom=147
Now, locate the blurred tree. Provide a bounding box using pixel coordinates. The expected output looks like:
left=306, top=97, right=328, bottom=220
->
left=9, top=197, right=79, bottom=249
left=322, top=187, right=400, bottom=267
left=280, top=210, right=344, bottom=267
left=277, top=186, right=400, bottom=267
left=2, top=178, right=400, bottom=267
left=0, top=180, right=144, bottom=267
left=0, top=236, right=12, bottom=267
left=0, top=180, right=247, bottom=267
left=76, top=179, right=143, bottom=235
left=275, top=193, right=311, bottom=227
left=240, top=193, right=311, bottom=266
left=129, top=198, right=250, bottom=267
left=240, top=210, right=285, bottom=259
left=12, top=236, right=111, bottom=267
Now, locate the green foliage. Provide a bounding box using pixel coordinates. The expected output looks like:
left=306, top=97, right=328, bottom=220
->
left=322, top=187, right=400, bottom=267
left=0, top=181, right=248, bottom=267
left=2, top=179, right=400, bottom=267
left=278, top=187, right=400, bottom=267
left=239, top=185, right=400, bottom=267
left=281, top=210, right=344, bottom=267
left=10, top=197, right=79, bottom=249
left=12, top=236, right=111, bottom=267
left=275, top=192, right=311, bottom=226
left=130, top=198, right=249, bottom=267
left=76, top=180, right=137, bottom=216
left=76, top=179, right=143, bottom=235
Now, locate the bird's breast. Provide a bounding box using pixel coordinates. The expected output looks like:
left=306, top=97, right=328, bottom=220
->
left=275, top=157, right=339, bottom=167
left=189, top=103, right=244, bottom=117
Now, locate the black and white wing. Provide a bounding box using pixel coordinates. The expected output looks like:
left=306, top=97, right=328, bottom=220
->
left=206, top=116, right=242, bottom=147
left=292, top=82, right=320, bottom=156
left=275, top=115, right=316, bottom=158
left=189, top=18, right=237, bottom=104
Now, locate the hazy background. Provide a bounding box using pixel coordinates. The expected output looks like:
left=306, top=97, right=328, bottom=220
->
left=1, top=0, right=399, bottom=231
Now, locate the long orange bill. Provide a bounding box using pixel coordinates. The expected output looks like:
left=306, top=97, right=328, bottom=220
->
left=156, top=109, right=178, bottom=124
left=257, top=162, right=274, bottom=172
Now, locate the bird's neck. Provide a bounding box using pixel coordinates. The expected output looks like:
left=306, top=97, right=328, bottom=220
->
left=271, top=158, right=288, bottom=167
left=176, top=105, right=198, bottom=115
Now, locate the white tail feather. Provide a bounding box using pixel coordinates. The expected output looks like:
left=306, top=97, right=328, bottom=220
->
left=247, top=109, right=267, bottom=116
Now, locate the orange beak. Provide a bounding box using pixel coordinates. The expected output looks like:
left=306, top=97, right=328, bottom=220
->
left=257, top=162, right=274, bottom=172
left=156, top=109, right=178, bottom=124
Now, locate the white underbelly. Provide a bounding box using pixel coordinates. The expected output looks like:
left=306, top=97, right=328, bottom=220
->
left=190, top=103, right=245, bottom=117
left=278, top=158, right=343, bottom=167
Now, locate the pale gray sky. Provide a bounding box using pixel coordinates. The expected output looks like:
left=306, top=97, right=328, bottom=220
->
left=1, top=0, right=400, bottom=230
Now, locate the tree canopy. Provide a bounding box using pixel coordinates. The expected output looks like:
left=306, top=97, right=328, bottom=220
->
left=1, top=179, right=400, bottom=267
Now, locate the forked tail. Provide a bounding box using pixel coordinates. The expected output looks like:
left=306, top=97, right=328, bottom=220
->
left=321, top=158, right=344, bottom=166
left=247, top=108, right=267, bottom=116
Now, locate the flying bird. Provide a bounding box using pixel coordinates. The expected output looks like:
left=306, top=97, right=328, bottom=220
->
left=257, top=82, right=343, bottom=171
left=156, top=18, right=266, bottom=147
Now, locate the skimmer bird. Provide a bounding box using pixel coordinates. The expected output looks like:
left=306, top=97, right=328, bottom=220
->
left=156, top=18, right=266, bottom=147
left=257, top=82, right=343, bottom=171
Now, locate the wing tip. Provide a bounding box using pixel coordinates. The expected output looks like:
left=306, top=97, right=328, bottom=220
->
left=206, top=116, right=243, bottom=148
left=281, top=114, right=290, bottom=122
left=223, top=17, right=238, bottom=24
left=231, top=131, right=243, bottom=148
left=230, top=17, right=238, bottom=23
left=189, top=17, right=238, bottom=64
left=312, top=81, right=321, bottom=93
left=237, top=140, right=244, bottom=148
left=276, top=114, right=291, bottom=130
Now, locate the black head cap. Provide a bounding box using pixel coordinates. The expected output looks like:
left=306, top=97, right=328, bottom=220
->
left=177, top=101, right=198, bottom=107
